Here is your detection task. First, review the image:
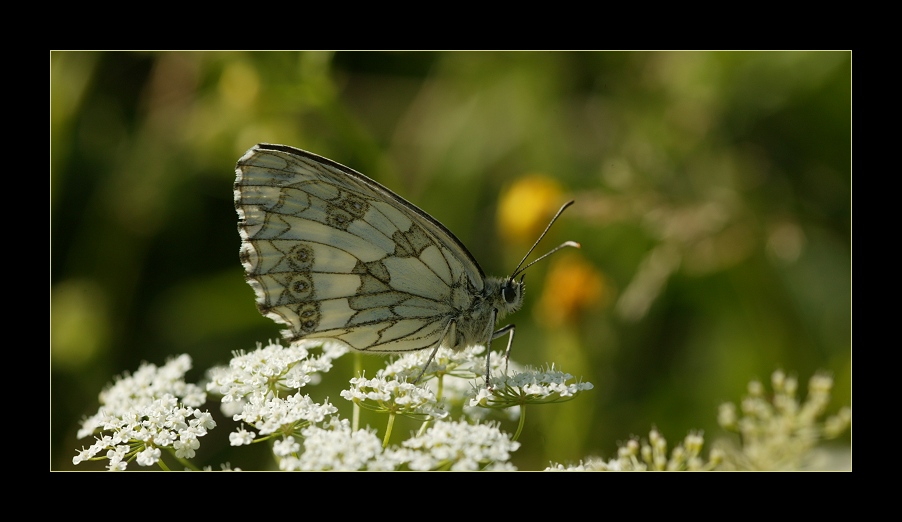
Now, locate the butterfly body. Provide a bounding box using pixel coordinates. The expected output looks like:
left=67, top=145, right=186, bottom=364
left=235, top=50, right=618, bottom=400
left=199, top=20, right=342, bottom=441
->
left=235, top=144, right=570, bottom=385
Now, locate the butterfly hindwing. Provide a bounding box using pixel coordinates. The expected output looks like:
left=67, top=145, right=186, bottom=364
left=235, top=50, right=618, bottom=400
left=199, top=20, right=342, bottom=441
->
left=235, top=144, right=486, bottom=353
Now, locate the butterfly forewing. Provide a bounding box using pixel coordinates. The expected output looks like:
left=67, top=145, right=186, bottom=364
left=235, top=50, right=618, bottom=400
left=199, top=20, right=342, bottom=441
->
left=235, top=144, right=486, bottom=354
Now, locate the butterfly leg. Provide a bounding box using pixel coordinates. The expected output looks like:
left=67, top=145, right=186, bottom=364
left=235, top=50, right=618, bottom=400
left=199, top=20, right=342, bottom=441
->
left=492, top=323, right=516, bottom=377
left=483, top=308, right=516, bottom=389
left=486, top=324, right=516, bottom=382
left=414, top=320, right=456, bottom=384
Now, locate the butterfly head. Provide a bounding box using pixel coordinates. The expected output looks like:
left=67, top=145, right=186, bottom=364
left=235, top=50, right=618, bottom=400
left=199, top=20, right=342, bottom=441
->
left=499, top=274, right=526, bottom=314
left=484, top=274, right=525, bottom=320
left=492, top=201, right=580, bottom=318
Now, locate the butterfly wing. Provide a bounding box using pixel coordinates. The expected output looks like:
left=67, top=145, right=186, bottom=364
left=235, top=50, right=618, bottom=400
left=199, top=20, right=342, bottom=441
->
left=235, top=144, right=486, bottom=353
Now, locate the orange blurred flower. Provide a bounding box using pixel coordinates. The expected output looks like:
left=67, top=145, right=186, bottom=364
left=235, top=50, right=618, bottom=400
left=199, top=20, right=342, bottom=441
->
left=536, top=254, right=605, bottom=327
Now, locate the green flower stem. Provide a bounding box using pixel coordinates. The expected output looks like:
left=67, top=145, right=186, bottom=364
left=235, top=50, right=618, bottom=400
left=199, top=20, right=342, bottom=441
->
left=435, top=375, right=445, bottom=401
left=175, top=455, right=199, bottom=471
left=383, top=413, right=396, bottom=449
left=415, top=375, right=444, bottom=438
left=512, top=404, right=527, bottom=442
left=353, top=354, right=362, bottom=432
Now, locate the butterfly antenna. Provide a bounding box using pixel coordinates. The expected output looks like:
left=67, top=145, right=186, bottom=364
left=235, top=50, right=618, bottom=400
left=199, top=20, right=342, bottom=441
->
left=510, top=201, right=579, bottom=279
left=513, top=240, right=581, bottom=278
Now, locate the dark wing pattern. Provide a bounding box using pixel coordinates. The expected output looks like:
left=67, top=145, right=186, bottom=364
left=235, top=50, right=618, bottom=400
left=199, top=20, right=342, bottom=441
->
left=234, top=144, right=485, bottom=353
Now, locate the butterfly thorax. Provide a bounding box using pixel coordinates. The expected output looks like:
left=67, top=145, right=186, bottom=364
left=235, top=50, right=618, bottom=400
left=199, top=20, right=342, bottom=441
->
left=445, top=276, right=524, bottom=350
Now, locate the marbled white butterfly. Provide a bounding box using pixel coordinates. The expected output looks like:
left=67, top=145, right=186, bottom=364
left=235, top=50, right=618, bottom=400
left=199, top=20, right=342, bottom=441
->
left=235, top=144, right=577, bottom=387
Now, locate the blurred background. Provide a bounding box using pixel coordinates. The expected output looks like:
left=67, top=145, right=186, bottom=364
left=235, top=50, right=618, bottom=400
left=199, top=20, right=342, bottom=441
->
left=51, top=51, right=851, bottom=470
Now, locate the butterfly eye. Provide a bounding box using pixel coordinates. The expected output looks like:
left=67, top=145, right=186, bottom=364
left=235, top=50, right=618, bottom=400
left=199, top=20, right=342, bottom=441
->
left=502, top=281, right=519, bottom=304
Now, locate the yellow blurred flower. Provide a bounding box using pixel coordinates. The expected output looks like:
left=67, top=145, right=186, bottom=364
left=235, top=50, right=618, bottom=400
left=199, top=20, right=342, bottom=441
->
left=497, top=175, right=563, bottom=245
left=536, top=254, right=605, bottom=327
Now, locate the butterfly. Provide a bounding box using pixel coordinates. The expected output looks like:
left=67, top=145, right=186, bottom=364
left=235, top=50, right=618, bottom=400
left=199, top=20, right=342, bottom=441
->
left=234, top=143, right=577, bottom=387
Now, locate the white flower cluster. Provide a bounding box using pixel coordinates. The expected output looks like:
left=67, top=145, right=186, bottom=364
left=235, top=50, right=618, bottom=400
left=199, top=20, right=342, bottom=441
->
left=277, top=418, right=519, bottom=471
left=393, top=420, right=520, bottom=471
left=204, top=342, right=345, bottom=452
left=231, top=392, right=338, bottom=437
left=206, top=341, right=345, bottom=403
left=381, top=345, right=487, bottom=381
left=72, top=355, right=214, bottom=470
left=470, top=364, right=594, bottom=409
left=280, top=418, right=388, bottom=471
left=546, top=430, right=716, bottom=471
left=340, top=375, right=448, bottom=420
left=74, top=341, right=594, bottom=471
left=715, top=370, right=851, bottom=470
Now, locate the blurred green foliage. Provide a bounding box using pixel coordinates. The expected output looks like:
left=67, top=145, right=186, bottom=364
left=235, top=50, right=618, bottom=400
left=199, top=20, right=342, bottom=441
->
left=51, top=51, right=850, bottom=470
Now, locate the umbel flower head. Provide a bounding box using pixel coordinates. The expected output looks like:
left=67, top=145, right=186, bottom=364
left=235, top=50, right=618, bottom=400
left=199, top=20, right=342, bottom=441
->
left=389, top=420, right=520, bottom=471
left=206, top=341, right=345, bottom=451
left=714, top=370, right=852, bottom=470
left=206, top=340, right=347, bottom=403
left=340, top=374, right=447, bottom=421
left=276, top=417, right=520, bottom=471
left=547, top=429, right=722, bottom=471
left=72, top=355, right=214, bottom=470
left=279, top=417, right=387, bottom=471
left=231, top=392, right=339, bottom=438
left=380, top=344, right=488, bottom=383
left=72, top=340, right=597, bottom=471
left=470, top=364, right=594, bottom=409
